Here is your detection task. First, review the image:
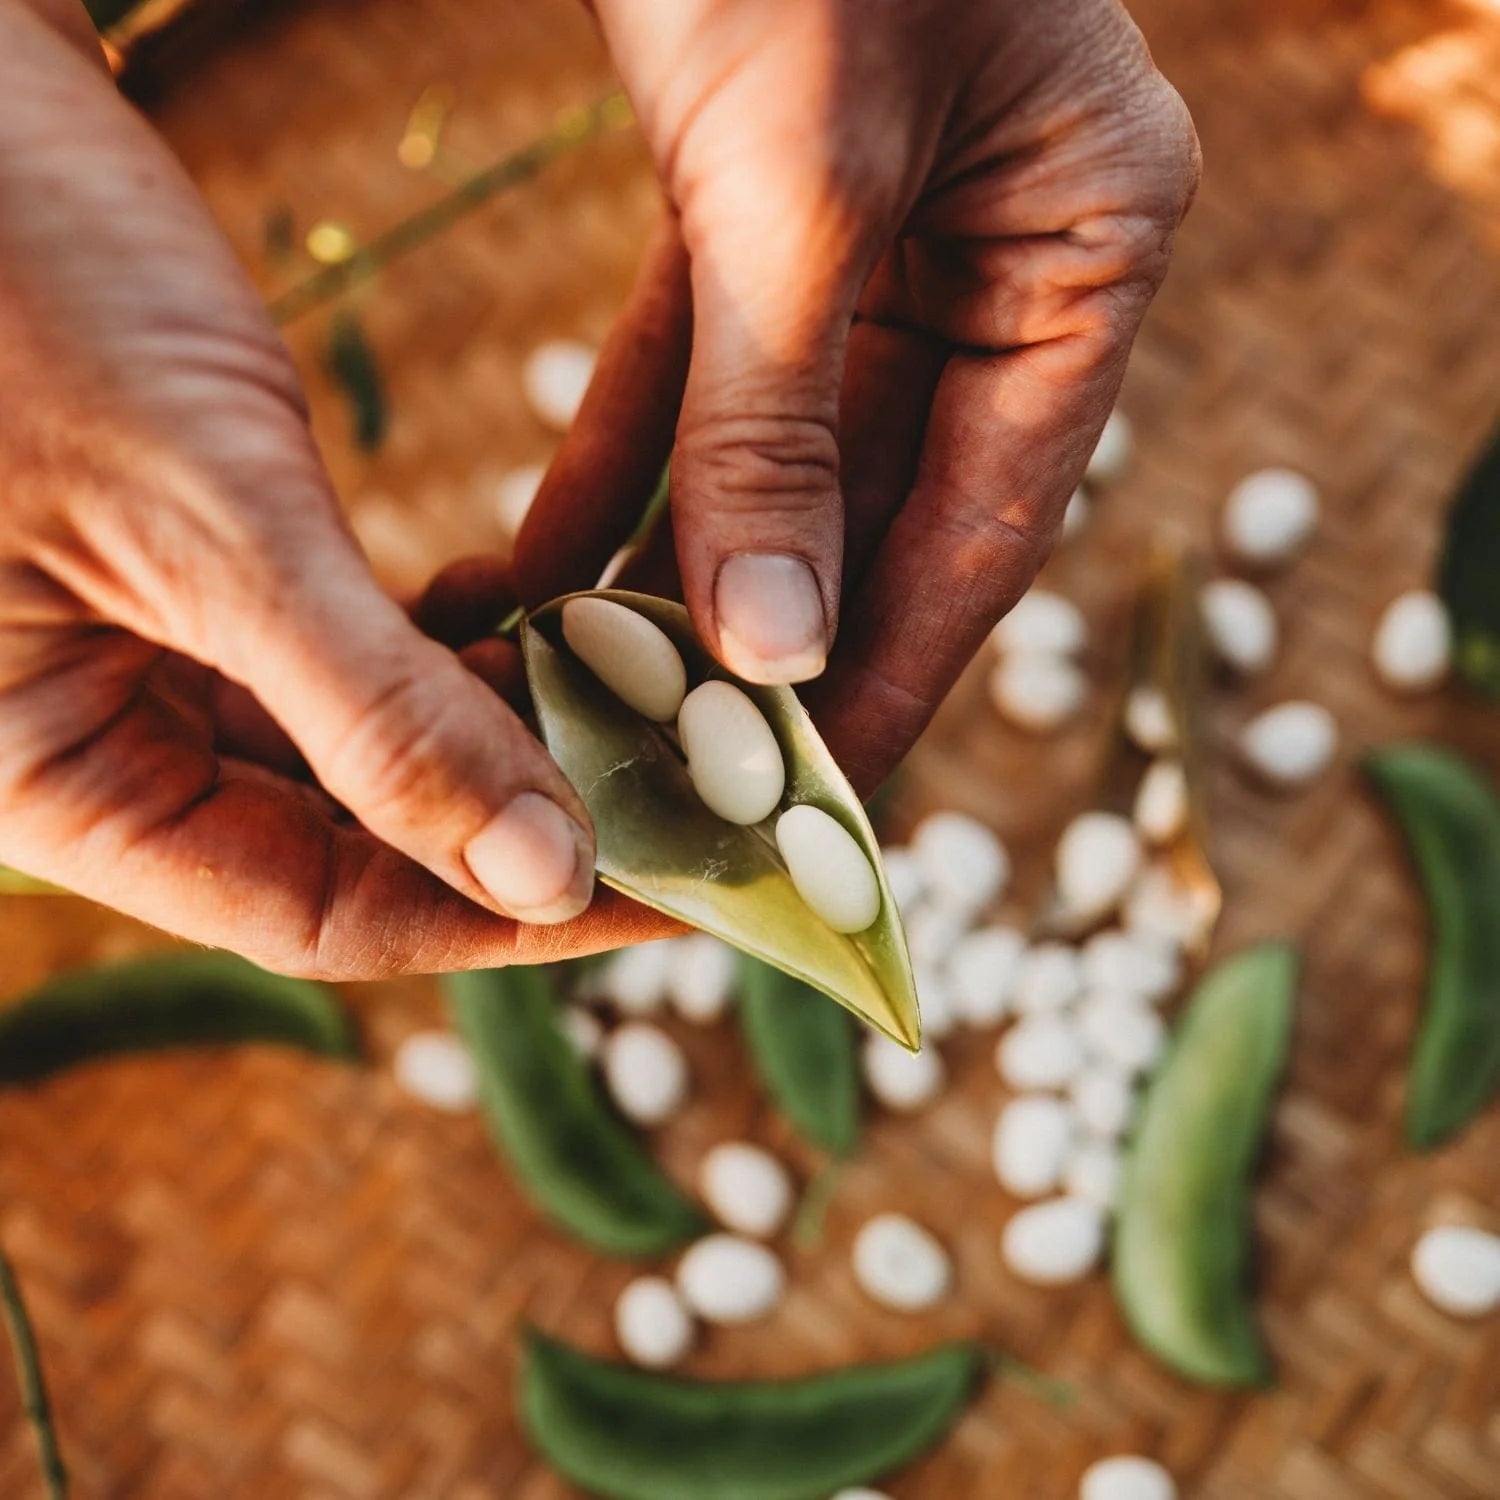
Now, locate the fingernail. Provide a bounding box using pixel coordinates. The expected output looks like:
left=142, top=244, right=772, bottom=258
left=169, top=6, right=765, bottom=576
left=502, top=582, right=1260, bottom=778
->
left=465, top=792, right=594, bottom=924
left=714, top=552, right=828, bottom=684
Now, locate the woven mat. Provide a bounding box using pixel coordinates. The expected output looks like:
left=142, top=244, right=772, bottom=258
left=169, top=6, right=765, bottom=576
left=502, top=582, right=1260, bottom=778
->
left=3, top=0, right=1500, bottom=1495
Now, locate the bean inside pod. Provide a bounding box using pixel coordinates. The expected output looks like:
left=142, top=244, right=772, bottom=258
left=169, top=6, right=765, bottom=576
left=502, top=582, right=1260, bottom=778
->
left=522, top=590, right=919, bottom=1048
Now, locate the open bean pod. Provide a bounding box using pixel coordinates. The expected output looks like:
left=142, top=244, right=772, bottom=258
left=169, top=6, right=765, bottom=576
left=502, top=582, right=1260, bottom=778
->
left=522, top=591, right=919, bottom=1049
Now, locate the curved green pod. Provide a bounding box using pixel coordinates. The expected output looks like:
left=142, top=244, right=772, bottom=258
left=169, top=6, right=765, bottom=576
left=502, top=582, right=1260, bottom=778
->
left=521, top=591, right=919, bottom=1049
left=1366, top=744, right=1500, bottom=1148
left=519, top=1329, right=983, bottom=1500
left=444, top=966, right=705, bottom=1259
left=738, top=955, right=859, bottom=1156
left=1114, top=942, right=1298, bottom=1387
left=0, top=953, right=357, bottom=1084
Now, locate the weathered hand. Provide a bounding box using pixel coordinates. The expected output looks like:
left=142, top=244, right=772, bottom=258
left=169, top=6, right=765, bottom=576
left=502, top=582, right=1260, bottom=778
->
left=0, top=3, right=682, bottom=974
left=517, top=0, right=1198, bottom=791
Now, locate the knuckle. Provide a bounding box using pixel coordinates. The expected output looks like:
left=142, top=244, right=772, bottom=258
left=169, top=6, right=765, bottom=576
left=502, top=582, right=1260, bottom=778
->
left=676, top=411, right=840, bottom=516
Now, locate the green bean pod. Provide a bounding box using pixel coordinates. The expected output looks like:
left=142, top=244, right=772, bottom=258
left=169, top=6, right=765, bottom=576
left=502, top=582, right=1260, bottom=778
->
left=1113, top=942, right=1298, bottom=1387
left=0, top=953, right=357, bottom=1084
left=1366, top=744, right=1500, bottom=1148
left=519, top=1328, right=983, bottom=1500
left=445, top=967, right=705, bottom=1258
left=738, top=955, right=860, bottom=1156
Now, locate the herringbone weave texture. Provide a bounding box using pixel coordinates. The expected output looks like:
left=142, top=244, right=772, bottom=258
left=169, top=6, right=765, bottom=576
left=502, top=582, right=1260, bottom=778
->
left=2, top=0, right=1499, bottom=1495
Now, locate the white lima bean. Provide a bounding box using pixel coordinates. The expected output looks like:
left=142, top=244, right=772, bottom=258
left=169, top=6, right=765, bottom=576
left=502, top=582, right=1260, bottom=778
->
left=911, top=811, right=1010, bottom=913
left=393, top=1032, right=477, bottom=1112
left=676, top=1235, right=785, bottom=1325
left=614, top=1277, right=695, bottom=1370
left=561, top=598, right=688, bottom=723
left=1069, top=1066, right=1137, bottom=1140
left=559, top=1005, right=605, bottom=1061
left=1077, top=992, right=1167, bottom=1076
left=775, top=806, right=881, bottom=933
left=1410, top=1225, right=1500, bottom=1318
left=1002, top=1196, right=1107, bottom=1285
left=1221, top=467, right=1319, bottom=568
left=1056, top=812, right=1143, bottom=924
left=602, top=1023, right=689, bottom=1127
left=1079, top=1455, right=1178, bottom=1500
left=996, top=1015, right=1087, bottom=1091
left=992, top=590, right=1088, bottom=657
left=831, top=1491, right=893, bottom=1500
left=905, top=901, right=971, bottom=970
left=1200, top=578, right=1278, bottom=677
left=522, top=338, right=596, bottom=430
left=1373, top=590, right=1451, bottom=693
left=666, top=934, right=738, bottom=1023
left=1012, top=943, right=1084, bottom=1015
left=914, top=965, right=958, bottom=1041
left=852, top=1213, right=953, bottom=1312
left=1082, top=929, right=1180, bottom=1003
left=863, top=1033, right=946, bottom=1111
left=1124, top=863, right=1217, bottom=952
left=948, top=926, right=1027, bottom=1027
left=1124, top=685, right=1177, bottom=754
left=679, top=681, right=786, bottom=824
left=879, top=846, right=928, bottom=916
left=1086, top=409, right=1133, bottom=484
left=1239, top=701, right=1338, bottom=788
left=698, top=1142, right=794, bottom=1240
left=1064, top=1140, right=1125, bottom=1211
left=602, top=939, right=676, bottom=1015
left=989, top=651, right=1088, bottom=733
left=992, top=1095, right=1074, bottom=1198
left=491, top=463, right=545, bottom=546
left=1134, top=759, right=1189, bottom=846
left=1063, top=487, right=1091, bottom=539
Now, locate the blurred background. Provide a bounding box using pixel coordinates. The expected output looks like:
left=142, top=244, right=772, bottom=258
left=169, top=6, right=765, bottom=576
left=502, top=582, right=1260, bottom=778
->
left=1, top=0, right=1499, bottom=1496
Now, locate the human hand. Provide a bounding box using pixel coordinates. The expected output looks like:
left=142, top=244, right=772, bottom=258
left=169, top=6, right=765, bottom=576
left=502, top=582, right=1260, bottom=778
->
left=516, top=0, right=1199, bottom=792
left=0, top=3, right=679, bottom=974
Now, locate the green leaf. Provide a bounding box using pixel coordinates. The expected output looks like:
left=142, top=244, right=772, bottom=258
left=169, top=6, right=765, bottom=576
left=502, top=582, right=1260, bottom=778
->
left=1439, top=421, right=1500, bottom=700
left=521, top=590, right=918, bottom=1048
left=0, top=1249, right=67, bottom=1498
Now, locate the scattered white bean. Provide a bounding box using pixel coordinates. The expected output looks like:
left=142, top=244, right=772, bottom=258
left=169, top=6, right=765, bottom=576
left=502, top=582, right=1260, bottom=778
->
left=1200, top=578, right=1278, bottom=676
left=914, top=965, right=959, bottom=1041
left=1077, top=992, right=1167, bottom=1075
left=698, top=1142, right=794, bottom=1239
left=831, top=1491, right=893, bottom=1500
left=992, top=1095, right=1074, bottom=1198
left=948, top=926, right=1027, bottom=1026
left=852, top=1213, right=953, bottom=1312
left=905, top=901, right=971, bottom=972
left=1064, top=1140, right=1125, bottom=1211
left=679, top=681, right=787, bottom=824
left=559, top=1005, right=605, bottom=1061
left=1123, top=864, right=1217, bottom=952
left=1056, top=812, right=1143, bottom=925
left=1081, top=929, right=1180, bottom=1003
left=992, top=590, right=1088, bottom=657
left=880, top=846, right=928, bottom=916
left=1373, top=590, right=1451, bottom=693
left=491, top=463, right=545, bottom=544
left=911, top=811, right=1010, bottom=914
left=1080, top=1455, right=1178, bottom=1500
left=522, top=338, right=596, bottom=430
left=1238, top=701, right=1338, bottom=788
left=1221, top=468, right=1318, bottom=569
left=676, top=1235, right=785, bottom=1325
left=1086, top=410, right=1133, bottom=485
left=1001, top=1197, right=1106, bottom=1285
left=863, top=1033, right=946, bottom=1112
left=776, top=806, right=881, bottom=933
left=989, top=652, right=1088, bottom=733
left=666, top=934, right=738, bottom=1024
left=1062, top=486, right=1091, bottom=540
left=1124, top=686, right=1177, bottom=754
left=602, top=1023, right=689, bottom=1127
left=393, top=1032, right=477, bottom=1112
left=996, top=1015, right=1087, bottom=1091
left=602, top=940, right=676, bottom=1015
left=1410, top=1225, right=1500, bottom=1318
left=1069, top=1065, right=1137, bottom=1140
left=614, top=1277, right=694, bottom=1370
left=561, top=597, right=688, bottom=723
left=1012, top=942, right=1084, bottom=1015
left=1134, top=759, right=1189, bottom=846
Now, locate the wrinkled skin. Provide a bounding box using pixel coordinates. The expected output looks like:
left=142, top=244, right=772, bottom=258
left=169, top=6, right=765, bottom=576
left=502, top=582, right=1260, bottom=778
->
left=0, top=0, right=1196, bottom=976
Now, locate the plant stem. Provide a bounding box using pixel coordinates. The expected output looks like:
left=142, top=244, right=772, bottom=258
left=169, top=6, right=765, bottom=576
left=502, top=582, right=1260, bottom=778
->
left=0, top=1249, right=68, bottom=1499
left=268, top=91, right=632, bottom=327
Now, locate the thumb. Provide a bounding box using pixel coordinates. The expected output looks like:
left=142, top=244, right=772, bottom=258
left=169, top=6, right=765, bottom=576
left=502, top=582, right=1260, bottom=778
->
left=671, top=182, right=867, bottom=686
